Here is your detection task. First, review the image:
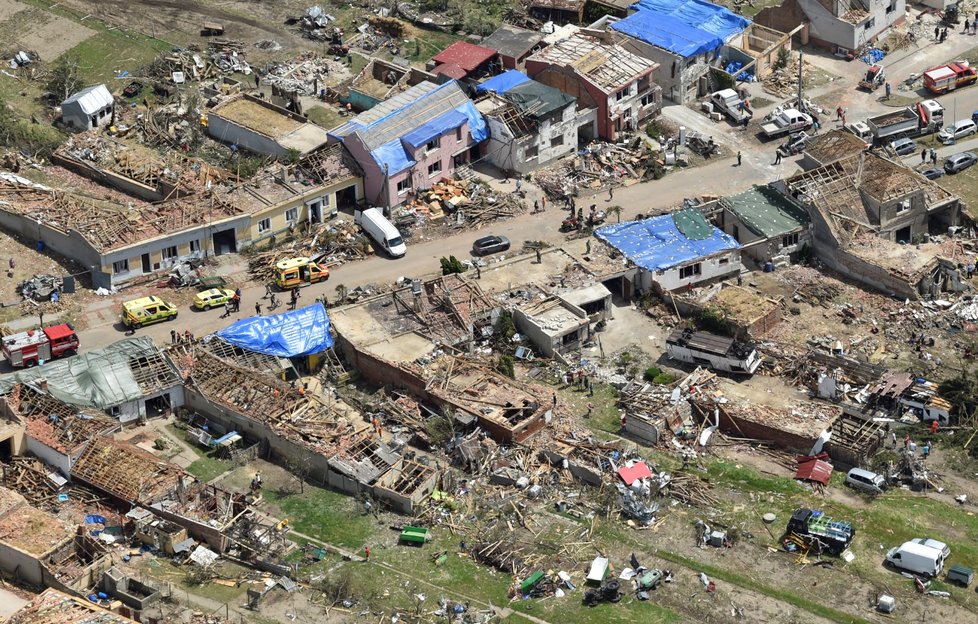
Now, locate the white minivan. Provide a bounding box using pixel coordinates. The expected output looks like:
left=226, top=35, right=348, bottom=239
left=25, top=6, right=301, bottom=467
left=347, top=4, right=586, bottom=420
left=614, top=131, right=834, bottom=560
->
left=355, top=207, right=406, bottom=258
left=845, top=468, right=887, bottom=494
left=886, top=541, right=946, bottom=577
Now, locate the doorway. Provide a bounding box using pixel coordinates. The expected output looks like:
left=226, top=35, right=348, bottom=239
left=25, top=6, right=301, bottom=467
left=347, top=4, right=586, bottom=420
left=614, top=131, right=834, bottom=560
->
left=336, top=185, right=357, bottom=210
left=895, top=226, right=912, bottom=244
left=212, top=228, right=237, bottom=255
left=141, top=253, right=151, bottom=274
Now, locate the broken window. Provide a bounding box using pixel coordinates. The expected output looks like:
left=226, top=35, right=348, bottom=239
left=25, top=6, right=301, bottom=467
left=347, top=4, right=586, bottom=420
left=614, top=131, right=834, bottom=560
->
left=258, top=218, right=271, bottom=233
left=782, top=232, right=800, bottom=248
left=285, top=207, right=299, bottom=222
left=112, top=259, right=129, bottom=274
left=189, top=239, right=201, bottom=253
left=679, top=263, right=702, bottom=279
left=428, top=161, right=442, bottom=176
left=397, top=178, right=412, bottom=193
left=426, top=139, right=439, bottom=152
left=162, top=245, right=178, bottom=260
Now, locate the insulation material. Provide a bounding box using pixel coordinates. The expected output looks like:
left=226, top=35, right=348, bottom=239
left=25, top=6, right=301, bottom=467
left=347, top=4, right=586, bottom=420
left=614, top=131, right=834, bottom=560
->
left=215, top=302, right=333, bottom=357
left=595, top=210, right=740, bottom=271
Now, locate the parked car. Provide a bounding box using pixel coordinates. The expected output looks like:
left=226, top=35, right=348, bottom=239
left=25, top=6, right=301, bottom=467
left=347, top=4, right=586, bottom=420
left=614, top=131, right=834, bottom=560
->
left=845, top=467, right=887, bottom=494
left=473, top=235, right=511, bottom=256
left=121, top=296, right=178, bottom=329
left=944, top=151, right=978, bottom=173
left=889, top=137, right=917, bottom=156
left=193, top=288, right=235, bottom=310
left=921, top=167, right=944, bottom=180
left=939, top=118, right=978, bottom=144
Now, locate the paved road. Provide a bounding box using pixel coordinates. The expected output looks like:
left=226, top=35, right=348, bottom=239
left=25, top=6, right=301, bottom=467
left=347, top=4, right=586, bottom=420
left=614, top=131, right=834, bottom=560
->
left=57, top=17, right=978, bottom=355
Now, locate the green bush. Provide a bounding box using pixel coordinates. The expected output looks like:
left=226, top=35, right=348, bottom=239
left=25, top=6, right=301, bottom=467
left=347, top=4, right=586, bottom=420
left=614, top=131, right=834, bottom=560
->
left=495, top=355, right=515, bottom=378
left=439, top=255, right=465, bottom=275
left=643, top=367, right=662, bottom=382
left=652, top=372, right=676, bottom=385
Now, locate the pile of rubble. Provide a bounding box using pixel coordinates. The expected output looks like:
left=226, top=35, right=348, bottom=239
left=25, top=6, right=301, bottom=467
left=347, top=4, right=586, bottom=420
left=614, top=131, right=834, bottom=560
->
left=763, top=56, right=819, bottom=98
left=18, top=275, right=63, bottom=302
left=263, top=53, right=351, bottom=96
left=247, top=220, right=369, bottom=282
left=146, top=44, right=251, bottom=85
left=401, top=178, right=526, bottom=228
left=535, top=140, right=667, bottom=199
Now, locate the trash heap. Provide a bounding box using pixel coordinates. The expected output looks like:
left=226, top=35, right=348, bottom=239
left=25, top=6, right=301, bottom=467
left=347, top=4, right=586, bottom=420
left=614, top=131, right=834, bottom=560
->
left=263, top=54, right=350, bottom=96
left=246, top=220, right=369, bottom=283
left=18, top=275, right=63, bottom=302
left=400, top=178, right=526, bottom=228
left=534, top=140, right=665, bottom=199
left=146, top=44, right=251, bottom=85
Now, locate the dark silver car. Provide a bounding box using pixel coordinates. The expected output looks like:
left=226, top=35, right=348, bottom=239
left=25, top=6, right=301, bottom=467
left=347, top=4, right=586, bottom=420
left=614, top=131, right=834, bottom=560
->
left=921, top=167, right=944, bottom=180
left=890, top=137, right=917, bottom=156
left=944, top=151, right=978, bottom=174
left=473, top=235, right=511, bottom=256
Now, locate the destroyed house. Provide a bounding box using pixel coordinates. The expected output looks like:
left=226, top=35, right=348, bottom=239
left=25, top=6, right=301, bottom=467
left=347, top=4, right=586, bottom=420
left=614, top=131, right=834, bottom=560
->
left=7, top=587, right=138, bottom=624
left=0, top=337, right=183, bottom=423
left=330, top=273, right=496, bottom=364
left=799, top=129, right=869, bottom=170
left=69, top=437, right=247, bottom=553
left=10, top=138, right=361, bottom=286
left=329, top=81, right=488, bottom=207
left=339, top=58, right=435, bottom=112
left=666, top=329, right=761, bottom=374
left=207, top=94, right=331, bottom=157
left=0, top=171, right=250, bottom=289
left=718, top=184, right=811, bottom=267
left=1, top=383, right=119, bottom=474
left=595, top=209, right=742, bottom=292
left=428, top=41, right=500, bottom=80
left=592, top=0, right=750, bottom=103
left=475, top=71, right=597, bottom=174
left=481, top=25, right=547, bottom=69
left=0, top=488, right=109, bottom=592
left=784, top=151, right=963, bottom=299
left=512, top=296, right=590, bottom=360
left=525, top=31, right=660, bottom=141
left=755, top=0, right=906, bottom=56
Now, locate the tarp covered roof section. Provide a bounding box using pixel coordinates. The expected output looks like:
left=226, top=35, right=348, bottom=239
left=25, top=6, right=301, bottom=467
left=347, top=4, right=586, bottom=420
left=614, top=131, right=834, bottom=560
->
left=475, top=70, right=532, bottom=94
left=0, top=337, right=167, bottom=410
left=612, top=0, right=750, bottom=57
left=215, top=303, right=334, bottom=357
left=330, top=81, right=487, bottom=175
left=595, top=209, right=740, bottom=272
left=723, top=185, right=810, bottom=238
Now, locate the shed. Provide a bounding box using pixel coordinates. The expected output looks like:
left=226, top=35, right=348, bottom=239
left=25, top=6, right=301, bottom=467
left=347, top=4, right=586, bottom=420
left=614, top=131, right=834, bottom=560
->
left=481, top=25, right=546, bottom=69
left=61, top=84, right=115, bottom=131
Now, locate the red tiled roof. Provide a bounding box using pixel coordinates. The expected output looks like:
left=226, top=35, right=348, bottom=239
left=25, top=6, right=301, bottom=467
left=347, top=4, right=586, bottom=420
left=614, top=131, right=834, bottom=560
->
left=433, top=63, right=468, bottom=80
left=431, top=41, right=497, bottom=73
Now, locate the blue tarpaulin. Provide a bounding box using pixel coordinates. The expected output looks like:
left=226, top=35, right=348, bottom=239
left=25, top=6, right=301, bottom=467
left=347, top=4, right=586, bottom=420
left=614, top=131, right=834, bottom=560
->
left=612, top=0, right=750, bottom=58
left=85, top=514, right=107, bottom=525
left=475, top=70, right=531, bottom=94
left=594, top=210, right=740, bottom=271
left=215, top=303, right=333, bottom=357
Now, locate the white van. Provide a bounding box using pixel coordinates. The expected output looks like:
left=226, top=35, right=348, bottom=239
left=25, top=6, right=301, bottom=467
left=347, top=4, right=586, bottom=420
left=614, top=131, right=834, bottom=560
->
left=355, top=208, right=406, bottom=258
left=886, top=541, right=946, bottom=577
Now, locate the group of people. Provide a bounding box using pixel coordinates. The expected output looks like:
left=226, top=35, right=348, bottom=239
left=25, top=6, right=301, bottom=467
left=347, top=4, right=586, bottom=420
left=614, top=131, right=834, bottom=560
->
left=920, top=148, right=939, bottom=166
left=221, top=288, right=243, bottom=318
left=170, top=329, right=195, bottom=344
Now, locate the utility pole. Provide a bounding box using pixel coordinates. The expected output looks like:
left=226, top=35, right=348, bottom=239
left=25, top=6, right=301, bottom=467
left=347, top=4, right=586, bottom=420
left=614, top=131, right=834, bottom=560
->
left=797, top=50, right=804, bottom=112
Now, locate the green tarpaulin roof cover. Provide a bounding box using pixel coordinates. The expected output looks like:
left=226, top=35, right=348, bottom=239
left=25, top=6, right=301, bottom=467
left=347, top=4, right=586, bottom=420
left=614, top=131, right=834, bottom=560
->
left=723, top=185, right=810, bottom=238
left=672, top=208, right=715, bottom=241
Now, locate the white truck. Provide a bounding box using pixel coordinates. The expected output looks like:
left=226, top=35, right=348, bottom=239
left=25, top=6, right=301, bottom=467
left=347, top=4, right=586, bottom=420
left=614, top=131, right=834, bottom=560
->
left=709, top=89, right=752, bottom=124
left=867, top=100, right=944, bottom=143
left=354, top=207, right=406, bottom=258
left=848, top=100, right=945, bottom=145
left=760, top=107, right=812, bottom=139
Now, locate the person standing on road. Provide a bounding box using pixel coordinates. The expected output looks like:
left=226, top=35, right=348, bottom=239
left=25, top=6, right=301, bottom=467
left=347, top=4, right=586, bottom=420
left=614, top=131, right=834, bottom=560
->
left=885, top=82, right=891, bottom=99
left=255, top=302, right=261, bottom=316
left=935, top=25, right=941, bottom=41
left=736, top=151, right=742, bottom=166
left=965, top=19, right=971, bottom=33
left=921, top=148, right=928, bottom=164
left=774, top=150, right=783, bottom=165
left=608, top=186, right=614, bottom=200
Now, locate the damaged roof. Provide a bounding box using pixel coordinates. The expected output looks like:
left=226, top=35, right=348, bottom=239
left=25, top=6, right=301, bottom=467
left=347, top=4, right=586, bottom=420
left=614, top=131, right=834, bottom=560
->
left=481, top=25, right=545, bottom=60
left=723, top=185, right=810, bottom=238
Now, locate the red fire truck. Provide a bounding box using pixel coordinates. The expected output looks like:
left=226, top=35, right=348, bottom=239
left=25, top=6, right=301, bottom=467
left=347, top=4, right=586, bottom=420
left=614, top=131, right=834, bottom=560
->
left=1, top=323, right=79, bottom=368
left=924, top=62, right=978, bottom=94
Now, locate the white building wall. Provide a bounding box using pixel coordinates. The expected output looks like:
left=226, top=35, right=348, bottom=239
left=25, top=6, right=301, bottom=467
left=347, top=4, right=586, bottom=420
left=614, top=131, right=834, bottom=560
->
left=24, top=437, right=72, bottom=475
left=652, top=250, right=743, bottom=291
